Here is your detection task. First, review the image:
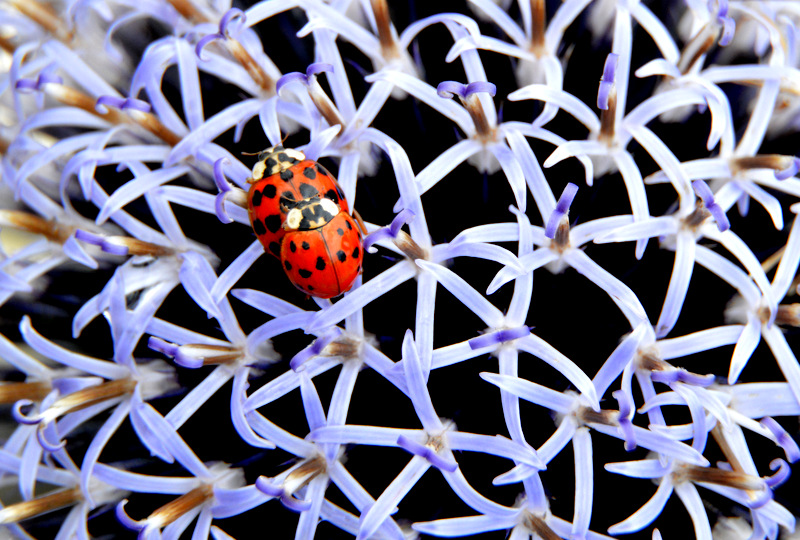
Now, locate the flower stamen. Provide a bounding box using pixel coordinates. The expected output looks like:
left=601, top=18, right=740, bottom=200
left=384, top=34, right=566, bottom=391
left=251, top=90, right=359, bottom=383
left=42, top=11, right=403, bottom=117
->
left=0, top=487, right=81, bottom=525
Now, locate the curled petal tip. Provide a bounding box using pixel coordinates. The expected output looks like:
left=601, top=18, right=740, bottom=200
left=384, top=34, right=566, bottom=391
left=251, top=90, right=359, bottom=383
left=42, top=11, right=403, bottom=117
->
left=306, top=62, right=333, bottom=78
left=36, top=423, right=67, bottom=452
left=12, top=399, right=41, bottom=425
left=116, top=500, right=147, bottom=531
left=255, top=476, right=284, bottom=497
left=220, top=8, right=246, bottom=37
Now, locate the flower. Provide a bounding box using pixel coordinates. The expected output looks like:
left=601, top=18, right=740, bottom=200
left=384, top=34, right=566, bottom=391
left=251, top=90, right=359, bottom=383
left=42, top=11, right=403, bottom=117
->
left=2, top=1, right=800, bottom=539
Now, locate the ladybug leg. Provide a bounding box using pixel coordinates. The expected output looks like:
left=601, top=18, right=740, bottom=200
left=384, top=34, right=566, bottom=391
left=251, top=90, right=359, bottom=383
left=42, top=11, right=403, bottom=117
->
left=352, top=209, right=369, bottom=236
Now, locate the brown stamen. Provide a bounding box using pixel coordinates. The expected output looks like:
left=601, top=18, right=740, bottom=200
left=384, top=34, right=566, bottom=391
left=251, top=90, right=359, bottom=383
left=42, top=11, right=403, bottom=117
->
left=49, top=378, right=136, bottom=418
left=0, top=211, right=73, bottom=243
left=675, top=463, right=764, bottom=491
left=7, top=0, right=72, bottom=43
left=677, top=23, right=718, bottom=74
left=395, top=231, right=427, bottom=260
left=372, top=0, right=399, bottom=60
left=225, top=40, right=275, bottom=93
left=530, top=0, right=546, bottom=53
left=521, top=513, right=561, bottom=540
left=146, top=485, right=214, bottom=529
left=179, top=344, right=244, bottom=366
left=0, top=381, right=51, bottom=404
left=598, top=87, right=617, bottom=143
left=308, top=81, right=346, bottom=129
left=683, top=201, right=712, bottom=230
left=43, top=85, right=182, bottom=146
left=101, top=236, right=177, bottom=257
left=166, top=0, right=211, bottom=23
left=774, top=304, right=800, bottom=327
left=322, top=337, right=361, bottom=358
left=0, top=487, right=81, bottom=524
left=463, top=95, right=495, bottom=141
left=553, top=220, right=570, bottom=249
left=731, top=155, right=795, bottom=174
left=284, top=456, right=326, bottom=494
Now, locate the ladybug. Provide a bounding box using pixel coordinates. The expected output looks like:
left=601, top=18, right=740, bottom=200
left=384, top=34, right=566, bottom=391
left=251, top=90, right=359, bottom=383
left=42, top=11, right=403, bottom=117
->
left=280, top=197, right=363, bottom=298
left=247, top=145, right=348, bottom=258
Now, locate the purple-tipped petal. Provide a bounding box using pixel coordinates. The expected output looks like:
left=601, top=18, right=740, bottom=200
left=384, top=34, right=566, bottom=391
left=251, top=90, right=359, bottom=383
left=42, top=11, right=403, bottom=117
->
left=196, top=33, right=223, bottom=60
left=598, top=54, right=619, bottom=109
left=761, top=417, right=800, bottom=462
left=255, top=476, right=284, bottom=497
left=545, top=183, right=578, bottom=239
left=765, top=459, right=790, bottom=488
left=775, top=157, right=800, bottom=181
left=613, top=390, right=637, bottom=451
left=149, top=337, right=179, bottom=358
left=692, top=180, right=729, bottom=232
left=468, top=326, right=530, bottom=350
left=363, top=209, right=416, bottom=252
left=276, top=72, right=311, bottom=95
left=36, top=423, right=67, bottom=452
left=397, top=435, right=458, bottom=472
left=37, top=72, right=63, bottom=86
left=290, top=328, right=342, bottom=372
left=306, top=62, right=333, bottom=78
left=12, top=399, right=42, bottom=425
left=389, top=209, right=415, bottom=236
left=464, top=81, right=496, bottom=97
left=437, top=81, right=468, bottom=99
left=118, top=98, right=151, bottom=112
left=95, top=95, right=125, bottom=114
left=219, top=8, right=246, bottom=37
left=116, top=500, right=147, bottom=531
left=718, top=17, right=735, bottom=46
left=215, top=193, right=234, bottom=224
left=214, top=158, right=232, bottom=193
left=15, top=78, right=39, bottom=93
left=281, top=494, right=312, bottom=512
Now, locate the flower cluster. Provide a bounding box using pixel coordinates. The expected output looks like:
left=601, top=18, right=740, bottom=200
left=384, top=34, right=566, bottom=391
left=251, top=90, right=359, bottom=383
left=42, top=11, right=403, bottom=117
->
left=1, top=0, right=800, bottom=538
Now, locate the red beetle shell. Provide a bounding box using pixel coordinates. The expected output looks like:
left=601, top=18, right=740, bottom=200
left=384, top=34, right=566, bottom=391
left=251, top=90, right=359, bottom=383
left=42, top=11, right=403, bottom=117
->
left=247, top=146, right=348, bottom=258
left=280, top=199, right=363, bottom=299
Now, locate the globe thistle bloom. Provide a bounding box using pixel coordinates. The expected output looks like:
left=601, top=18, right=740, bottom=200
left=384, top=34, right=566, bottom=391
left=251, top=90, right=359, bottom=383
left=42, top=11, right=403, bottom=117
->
left=1, top=1, right=800, bottom=539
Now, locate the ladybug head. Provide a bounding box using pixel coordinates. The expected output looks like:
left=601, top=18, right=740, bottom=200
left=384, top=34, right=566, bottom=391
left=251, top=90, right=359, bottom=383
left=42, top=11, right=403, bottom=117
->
left=250, top=145, right=306, bottom=180
left=284, top=197, right=339, bottom=231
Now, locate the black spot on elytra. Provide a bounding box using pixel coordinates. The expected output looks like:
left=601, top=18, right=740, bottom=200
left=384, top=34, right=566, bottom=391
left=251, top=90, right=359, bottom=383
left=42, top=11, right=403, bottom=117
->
left=308, top=285, right=314, bottom=291
left=303, top=167, right=317, bottom=180
left=324, top=189, right=338, bottom=204
left=336, top=250, right=346, bottom=262
left=284, top=260, right=292, bottom=271
left=345, top=220, right=352, bottom=230
left=302, top=241, right=310, bottom=250
left=337, top=228, right=344, bottom=236
left=265, top=214, right=281, bottom=233
left=289, top=241, right=297, bottom=252
left=281, top=191, right=296, bottom=203
left=269, top=242, right=281, bottom=256
left=263, top=184, right=277, bottom=198
left=352, top=246, right=360, bottom=259
left=280, top=169, right=294, bottom=181
left=299, top=183, right=318, bottom=198
left=299, top=269, right=312, bottom=278
left=250, top=189, right=263, bottom=207
left=316, top=257, right=326, bottom=270
left=252, top=218, right=266, bottom=235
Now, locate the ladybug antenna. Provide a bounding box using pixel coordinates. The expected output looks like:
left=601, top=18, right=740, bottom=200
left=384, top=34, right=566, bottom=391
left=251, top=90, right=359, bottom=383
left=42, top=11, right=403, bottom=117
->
left=240, top=150, right=261, bottom=156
